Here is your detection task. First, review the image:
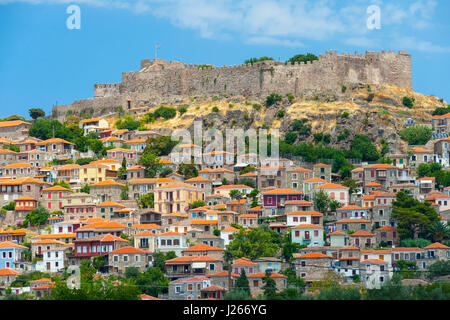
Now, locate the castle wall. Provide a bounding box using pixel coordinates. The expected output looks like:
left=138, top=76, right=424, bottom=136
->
left=52, top=50, right=412, bottom=121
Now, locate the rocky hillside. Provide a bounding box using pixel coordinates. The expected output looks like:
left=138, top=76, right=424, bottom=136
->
left=103, top=83, right=447, bottom=154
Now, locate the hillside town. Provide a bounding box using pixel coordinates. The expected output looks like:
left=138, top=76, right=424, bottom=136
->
left=0, top=107, right=449, bottom=301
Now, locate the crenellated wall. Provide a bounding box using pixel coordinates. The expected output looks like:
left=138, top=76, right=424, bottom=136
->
left=52, top=50, right=412, bottom=121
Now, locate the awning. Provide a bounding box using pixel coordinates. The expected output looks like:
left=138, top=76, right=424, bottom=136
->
left=192, top=262, right=207, bottom=269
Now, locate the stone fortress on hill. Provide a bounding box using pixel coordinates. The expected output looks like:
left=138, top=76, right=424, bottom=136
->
left=51, top=50, right=412, bottom=120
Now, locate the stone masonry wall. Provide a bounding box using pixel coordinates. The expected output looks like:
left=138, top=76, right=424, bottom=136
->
left=52, top=50, right=412, bottom=121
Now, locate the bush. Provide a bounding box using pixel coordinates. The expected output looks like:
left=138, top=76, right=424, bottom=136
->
left=212, top=106, right=219, bottom=113
left=177, top=106, right=187, bottom=115
left=432, top=106, right=450, bottom=116
left=341, top=85, right=347, bottom=93
left=2, top=202, right=15, bottom=211
left=252, top=103, right=261, bottom=111
left=115, top=115, right=140, bottom=131
left=286, top=93, right=295, bottom=104
left=350, top=134, right=380, bottom=161
left=244, top=57, right=274, bottom=65
left=266, top=93, right=282, bottom=107
left=341, top=111, right=349, bottom=118
left=286, top=53, right=318, bottom=65
left=402, top=96, right=415, bottom=108
left=284, top=132, right=298, bottom=144
left=314, top=133, right=324, bottom=143
left=277, top=110, right=285, bottom=118
left=153, top=106, right=177, bottom=120
left=399, top=125, right=432, bottom=145
left=367, top=93, right=375, bottom=102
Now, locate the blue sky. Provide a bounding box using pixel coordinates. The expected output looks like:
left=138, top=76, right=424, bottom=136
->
left=0, top=0, right=449, bottom=119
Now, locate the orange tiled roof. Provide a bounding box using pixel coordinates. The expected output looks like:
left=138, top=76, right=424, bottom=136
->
left=349, top=230, right=375, bottom=237
left=109, top=246, right=152, bottom=254
left=36, top=138, right=73, bottom=145
left=304, top=177, right=327, bottom=183
left=0, top=120, right=30, bottom=128
left=286, top=211, right=323, bottom=216
left=337, top=205, right=366, bottom=210
left=0, top=268, right=20, bottom=276
left=410, top=147, right=433, bottom=153
left=216, top=184, right=251, bottom=189
left=336, top=219, right=371, bottom=223
left=0, top=241, right=28, bottom=249
left=424, top=242, right=450, bottom=249
left=315, top=182, right=349, bottom=189
left=222, top=226, right=239, bottom=232
left=42, top=186, right=72, bottom=192
left=232, top=257, right=257, bottom=266
left=295, top=252, right=330, bottom=259
left=182, top=243, right=223, bottom=252
left=291, top=224, right=323, bottom=229
left=90, top=180, right=125, bottom=187
left=247, top=272, right=287, bottom=278
left=262, top=188, right=303, bottom=195
left=190, top=220, right=218, bottom=225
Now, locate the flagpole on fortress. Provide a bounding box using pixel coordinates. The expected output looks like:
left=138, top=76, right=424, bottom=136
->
left=155, top=44, right=161, bottom=60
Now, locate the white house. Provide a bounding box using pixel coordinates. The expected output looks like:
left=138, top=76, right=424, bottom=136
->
left=220, top=226, right=239, bottom=247
left=155, top=232, right=187, bottom=256
left=360, top=259, right=393, bottom=289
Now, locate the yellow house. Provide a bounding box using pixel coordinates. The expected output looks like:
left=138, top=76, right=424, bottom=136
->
left=79, top=164, right=108, bottom=184
left=154, top=182, right=205, bottom=215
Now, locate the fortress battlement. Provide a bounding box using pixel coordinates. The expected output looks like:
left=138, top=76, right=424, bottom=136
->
left=52, top=50, right=412, bottom=120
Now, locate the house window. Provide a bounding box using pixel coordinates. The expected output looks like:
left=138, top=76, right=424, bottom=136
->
left=253, top=280, right=258, bottom=287
left=123, top=255, right=128, bottom=262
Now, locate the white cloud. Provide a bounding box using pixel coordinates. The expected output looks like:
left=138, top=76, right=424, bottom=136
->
left=0, top=0, right=446, bottom=51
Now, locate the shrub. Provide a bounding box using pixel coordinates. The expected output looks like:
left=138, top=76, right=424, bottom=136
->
left=284, top=132, right=298, bottom=144
left=266, top=93, right=282, bottom=107
left=244, top=56, right=274, bottom=65
left=314, top=133, right=324, bottom=143
left=277, top=110, right=285, bottom=118
left=153, top=106, right=177, bottom=120
left=212, top=96, right=219, bottom=102
left=341, top=85, right=347, bottom=93
left=432, top=105, right=450, bottom=116
left=367, top=93, right=375, bottom=102
left=229, top=104, right=234, bottom=109
left=402, top=96, right=415, bottom=108
left=286, top=53, right=318, bottom=65
left=286, top=93, right=295, bottom=104
left=212, top=106, right=219, bottom=113
left=341, top=111, right=349, bottom=118
left=399, top=125, right=432, bottom=145
left=177, top=106, right=187, bottom=115
left=252, top=104, right=261, bottom=111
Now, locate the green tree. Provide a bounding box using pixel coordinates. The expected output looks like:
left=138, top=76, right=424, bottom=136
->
left=392, top=191, right=440, bottom=239
left=426, top=221, right=450, bottom=243
left=226, top=227, right=280, bottom=260
left=399, top=125, right=433, bottom=145
left=53, top=180, right=71, bottom=189
left=29, top=108, right=45, bottom=120
left=152, top=251, right=177, bottom=272
left=138, top=152, right=160, bottom=178
left=115, top=115, right=141, bottom=130
left=134, top=267, right=170, bottom=296
left=177, top=163, right=198, bottom=179
left=262, top=272, right=278, bottom=299
left=159, top=167, right=173, bottom=178
left=286, top=53, right=318, bottom=65
left=120, top=183, right=129, bottom=200
left=235, top=269, right=251, bottom=297
left=80, top=184, right=90, bottom=194
left=22, top=206, right=50, bottom=227
left=118, top=157, right=127, bottom=179
left=426, top=260, right=450, bottom=280
left=313, top=189, right=332, bottom=214
left=244, top=57, right=274, bottom=65
left=2, top=201, right=15, bottom=211
left=350, top=134, right=380, bottom=161
left=153, top=106, right=177, bottom=120
left=229, top=190, right=242, bottom=200
left=144, top=136, right=178, bottom=156
left=137, top=193, right=154, bottom=209
left=189, top=200, right=206, bottom=209
left=394, top=260, right=420, bottom=279
left=75, top=158, right=95, bottom=166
